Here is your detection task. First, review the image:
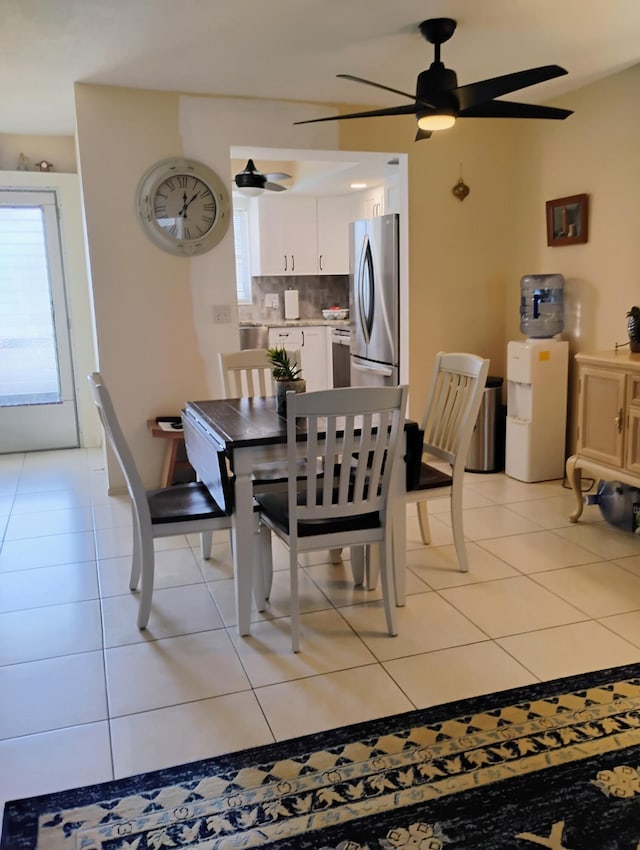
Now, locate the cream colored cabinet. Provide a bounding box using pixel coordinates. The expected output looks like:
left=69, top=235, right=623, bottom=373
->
left=250, top=196, right=317, bottom=276
left=268, top=325, right=330, bottom=392
left=567, top=351, right=640, bottom=520
left=316, top=195, right=354, bottom=275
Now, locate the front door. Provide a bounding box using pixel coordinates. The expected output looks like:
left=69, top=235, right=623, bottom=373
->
left=0, top=189, right=79, bottom=452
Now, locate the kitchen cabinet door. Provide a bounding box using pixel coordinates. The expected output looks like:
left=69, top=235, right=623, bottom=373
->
left=268, top=326, right=330, bottom=392
left=316, top=195, right=354, bottom=275
left=251, top=196, right=317, bottom=275
left=358, top=186, right=385, bottom=219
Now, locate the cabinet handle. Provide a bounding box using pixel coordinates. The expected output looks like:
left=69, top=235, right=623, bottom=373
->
left=301, top=330, right=305, bottom=347
left=319, top=254, right=324, bottom=271
left=284, top=255, right=287, bottom=272
left=291, top=254, right=295, bottom=272
left=615, top=407, right=624, bottom=433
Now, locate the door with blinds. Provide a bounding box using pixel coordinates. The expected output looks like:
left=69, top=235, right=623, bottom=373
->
left=0, top=189, right=79, bottom=452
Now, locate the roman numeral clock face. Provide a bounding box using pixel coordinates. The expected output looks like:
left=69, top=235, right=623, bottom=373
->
left=136, top=158, right=230, bottom=255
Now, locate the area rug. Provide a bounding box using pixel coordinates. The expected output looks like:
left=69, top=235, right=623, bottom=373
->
left=4, top=663, right=640, bottom=850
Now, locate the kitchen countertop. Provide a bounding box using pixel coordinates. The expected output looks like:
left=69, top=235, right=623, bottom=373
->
left=240, top=319, right=350, bottom=328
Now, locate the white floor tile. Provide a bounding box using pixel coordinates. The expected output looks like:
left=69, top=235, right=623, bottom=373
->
left=110, top=692, right=274, bottom=778
left=255, top=664, right=414, bottom=740
left=436, top=505, right=545, bottom=540
left=0, top=599, right=103, bottom=665
left=0, top=530, right=95, bottom=572
left=0, top=651, right=107, bottom=739
left=208, top=567, right=332, bottom=627
left=102, top=583, right=224, bottom=647
left=554, top=521, right=640, bottom=559
left=600, top=610, right=640, bottom=647
left=105, top=629, right=251, bottom=716
left=497, top=621, right=640, bottom=680
left=438, top=576, right=586, bottom=638
left=532, top=561, right=640, bottom=618
left=0, top=561, right=98, bottom=612
left=0, top=722, right=112, bottom=814
left=405, top=541, right=519, bottom=589
left=383, top=641, right=537, bottom=707
left=339, top=592, right=487, bottom=662
left=478, top=530, right=600, bottom=574
left=228, top=608, right=376, bottom=688
left=305, top=558, right=430, bottom=606
left=97, top=547, right=206, bottom=597
left=4, top=506, right=94, bottom=540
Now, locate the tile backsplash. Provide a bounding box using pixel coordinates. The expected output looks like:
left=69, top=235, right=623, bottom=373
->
left=239, top=275, right=349, bottom=323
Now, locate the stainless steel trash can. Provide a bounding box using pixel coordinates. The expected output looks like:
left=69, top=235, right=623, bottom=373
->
left=466, top=376, right=504, bottom=473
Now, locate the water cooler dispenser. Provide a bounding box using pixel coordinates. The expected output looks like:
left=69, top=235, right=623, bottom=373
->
left=505, top=274, right=569, bottom=482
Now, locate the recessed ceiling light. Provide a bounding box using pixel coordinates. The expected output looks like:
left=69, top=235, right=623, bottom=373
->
left=350, top=182, right=367, bottom=189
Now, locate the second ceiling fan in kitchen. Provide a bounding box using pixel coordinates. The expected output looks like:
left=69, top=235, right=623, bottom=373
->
left=294, top=17, right=573, bottom=141
left=234, top=159, right=292, bottom=196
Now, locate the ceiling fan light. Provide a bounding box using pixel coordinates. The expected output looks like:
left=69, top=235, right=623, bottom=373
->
left=417, top=112, right=456, bottom=131
left=236, top=185, right=264, bottom=197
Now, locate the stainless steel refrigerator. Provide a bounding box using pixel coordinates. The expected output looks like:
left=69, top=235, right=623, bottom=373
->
left=349, top=213, right=400, bottom=387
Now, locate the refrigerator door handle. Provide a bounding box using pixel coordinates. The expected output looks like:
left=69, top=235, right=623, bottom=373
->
left=352, top=359, right=394, bottom=377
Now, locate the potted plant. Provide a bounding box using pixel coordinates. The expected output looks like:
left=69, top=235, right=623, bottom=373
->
left=628, top=307, right=640, bottom=353
left=267, top=346, right=306, bottom=413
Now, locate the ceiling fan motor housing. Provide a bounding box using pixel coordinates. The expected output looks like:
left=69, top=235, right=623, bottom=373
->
left=417, top=65, right=459, bottom=110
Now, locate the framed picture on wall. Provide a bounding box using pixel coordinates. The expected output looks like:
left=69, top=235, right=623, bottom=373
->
left=545, top=193, right=589, bottom=246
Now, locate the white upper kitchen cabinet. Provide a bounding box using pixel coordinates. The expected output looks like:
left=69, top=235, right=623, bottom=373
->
left=250, top=195, right=317, bottom=276
left=316, top=195, right=355, bottom=275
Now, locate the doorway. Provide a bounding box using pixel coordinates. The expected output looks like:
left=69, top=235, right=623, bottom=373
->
left=0, top=189, right=79, bottom=452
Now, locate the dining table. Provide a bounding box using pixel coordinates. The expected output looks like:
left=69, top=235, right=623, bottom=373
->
left=182, top=395, right=418, bottom=636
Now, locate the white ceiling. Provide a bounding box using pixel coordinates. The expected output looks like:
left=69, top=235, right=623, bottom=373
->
left=3, top=0, right=640, bottom=137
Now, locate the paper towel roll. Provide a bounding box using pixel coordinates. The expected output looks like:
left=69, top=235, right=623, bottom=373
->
left=284, top=289, right=299, bottom=320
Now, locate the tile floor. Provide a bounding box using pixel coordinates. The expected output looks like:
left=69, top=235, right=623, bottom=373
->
left=3, top=447, right=640, bottom=825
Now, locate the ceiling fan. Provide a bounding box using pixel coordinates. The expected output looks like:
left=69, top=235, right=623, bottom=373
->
left=294, top=17, right=573, bottom=141
left=234, top=159, right=292, bottom=196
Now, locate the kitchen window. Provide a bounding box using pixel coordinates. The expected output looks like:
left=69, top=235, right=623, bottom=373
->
left=233, top=199, right=252, bottom=304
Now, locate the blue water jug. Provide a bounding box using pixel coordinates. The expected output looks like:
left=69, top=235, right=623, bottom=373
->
left=520, top=274, right=564, bottom=338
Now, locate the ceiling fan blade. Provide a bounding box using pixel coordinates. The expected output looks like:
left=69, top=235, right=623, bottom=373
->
left=461, top=100, right=573, bottom=120
left=264, top=181, right=287, bottom=192
left=453, top=65, right=568, bottom=111
left=264, top=172, right=291, bottom=181
left=294, top=103, right=418, bottom=126
left=415, top=128, right=432, bottom=141
left=338, top=74, right=434, bottom=108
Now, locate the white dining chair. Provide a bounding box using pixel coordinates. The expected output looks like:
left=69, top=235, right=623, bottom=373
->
left=219, top=348, right=276, bottom=398
left=401, top=351, right=490, bottom=579
left=255, top=384, right=408, bottom=652
left=88, top=372, right=270, bottom=629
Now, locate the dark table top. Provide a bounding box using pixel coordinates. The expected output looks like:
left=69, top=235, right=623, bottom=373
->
left=185, top=397, right=294, bottom=451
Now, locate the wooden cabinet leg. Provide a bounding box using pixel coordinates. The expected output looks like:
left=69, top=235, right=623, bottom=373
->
left=160, top=440, right=180, bottom=487
left=566, top=455, right=584, bottom=522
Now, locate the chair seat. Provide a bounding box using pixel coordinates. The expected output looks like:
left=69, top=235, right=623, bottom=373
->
left=412, top=462, right=452, bottom=492
left=256, top=490, right=380, bottom=537
left=147, top=481, right=227, bottom=524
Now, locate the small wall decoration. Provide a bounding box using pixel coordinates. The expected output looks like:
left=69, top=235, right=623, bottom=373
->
left=546, top=193, right=589, bottom=246
left=35, top=160, right=54, bottom=172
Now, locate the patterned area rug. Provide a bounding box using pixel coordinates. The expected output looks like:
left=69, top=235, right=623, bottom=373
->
left=4, top=663, right=640, bottom=849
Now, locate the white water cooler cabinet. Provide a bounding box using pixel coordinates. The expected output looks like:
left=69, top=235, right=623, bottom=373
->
left=505, top=339, right=569, bottom=482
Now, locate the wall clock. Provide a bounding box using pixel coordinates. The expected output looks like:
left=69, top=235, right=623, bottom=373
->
left=136, top=157, right=231, bottom=256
